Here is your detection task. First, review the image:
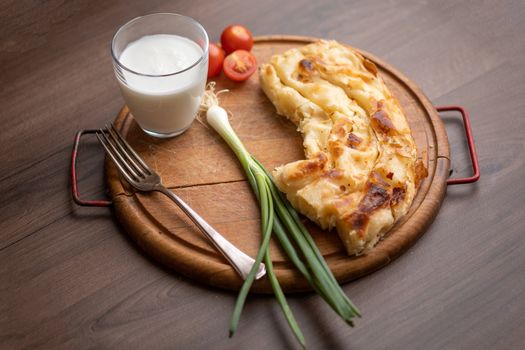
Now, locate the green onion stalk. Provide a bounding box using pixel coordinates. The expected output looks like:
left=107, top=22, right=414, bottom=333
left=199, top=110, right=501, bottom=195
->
left=200, top=83, right=360, bottom=347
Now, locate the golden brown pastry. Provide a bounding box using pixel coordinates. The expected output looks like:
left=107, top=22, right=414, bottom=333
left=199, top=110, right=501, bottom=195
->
left=259, top=40, right=425, bottom=255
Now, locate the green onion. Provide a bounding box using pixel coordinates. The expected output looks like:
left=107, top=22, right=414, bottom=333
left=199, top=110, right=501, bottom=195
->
left=200, top=83, right=359, bottom=347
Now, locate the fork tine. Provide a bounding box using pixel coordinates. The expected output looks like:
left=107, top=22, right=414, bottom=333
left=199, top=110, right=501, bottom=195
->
left=110, top=123, right=154, bottom=174
left=105, top=124, right=148, bottom=177
left=97, top=129, right=142, bottom=181
left=96, top=131, right=138, bottom=186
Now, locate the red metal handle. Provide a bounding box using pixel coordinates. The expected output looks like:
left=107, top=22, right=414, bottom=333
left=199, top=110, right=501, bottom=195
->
left=436, top=105, right=480, bottom=185
left=71, top=129, right=112, bottom=207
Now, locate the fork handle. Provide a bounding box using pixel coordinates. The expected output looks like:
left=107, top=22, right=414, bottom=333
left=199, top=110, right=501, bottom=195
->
left=157, top=186, right=266, bottom=280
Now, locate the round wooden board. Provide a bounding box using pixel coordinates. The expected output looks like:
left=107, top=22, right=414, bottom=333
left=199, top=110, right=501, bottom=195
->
left=106, top=35, right=450, bottom=293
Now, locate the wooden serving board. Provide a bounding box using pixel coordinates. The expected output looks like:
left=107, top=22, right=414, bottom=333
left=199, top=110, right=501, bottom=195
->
left=106, top=35, right=450, bottom=293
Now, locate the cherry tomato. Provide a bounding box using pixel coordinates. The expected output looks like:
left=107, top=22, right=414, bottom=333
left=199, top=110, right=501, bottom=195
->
left=223, top=50, right=257, bottom=82
left=207, top=43, right=225, bottom=78
left=220, top=25, right=253, bottom=54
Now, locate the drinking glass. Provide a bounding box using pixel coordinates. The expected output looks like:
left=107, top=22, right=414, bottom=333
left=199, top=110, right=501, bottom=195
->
left=111, top=13, right=209, bottom=138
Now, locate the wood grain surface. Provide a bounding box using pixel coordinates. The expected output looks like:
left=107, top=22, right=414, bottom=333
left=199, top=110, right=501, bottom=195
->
left=1, top=1, right=524, bottom=349
left=106, top=36, right=450, bottom=292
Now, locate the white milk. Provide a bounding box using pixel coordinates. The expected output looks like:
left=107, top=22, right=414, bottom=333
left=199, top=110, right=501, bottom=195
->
left=117, top=34, right=207, bottom=136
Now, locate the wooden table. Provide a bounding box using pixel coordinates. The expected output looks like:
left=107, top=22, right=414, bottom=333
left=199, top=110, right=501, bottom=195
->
left=1, top=1, right=524, bottom=349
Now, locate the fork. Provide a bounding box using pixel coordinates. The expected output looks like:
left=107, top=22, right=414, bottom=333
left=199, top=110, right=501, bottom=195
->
left=96, top=124, right=266, bottom=280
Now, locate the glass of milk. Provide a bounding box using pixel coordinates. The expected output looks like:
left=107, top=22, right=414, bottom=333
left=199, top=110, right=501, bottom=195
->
left=111, top=13, right=209, bottom=138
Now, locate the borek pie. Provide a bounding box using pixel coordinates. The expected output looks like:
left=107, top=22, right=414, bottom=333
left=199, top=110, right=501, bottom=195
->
left=259, top=40, right=427, bottom=255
